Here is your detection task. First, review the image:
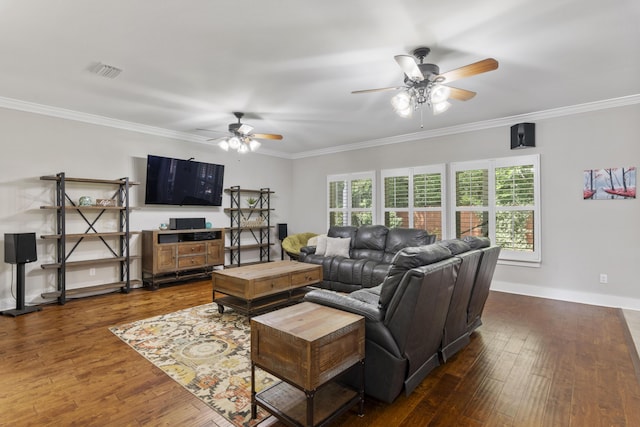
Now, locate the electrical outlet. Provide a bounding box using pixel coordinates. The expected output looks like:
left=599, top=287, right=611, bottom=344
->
left=89, top=268, right=96, bottom=277
left=599, top=273, right=608, bottom=284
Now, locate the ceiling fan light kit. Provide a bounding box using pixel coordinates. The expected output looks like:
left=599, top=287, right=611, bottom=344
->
left=354, top=47, right=499, bottom=123
left=204, top=112, right=282, bottom=153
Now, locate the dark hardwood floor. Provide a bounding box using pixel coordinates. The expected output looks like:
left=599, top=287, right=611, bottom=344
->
left=1, top=281, right=639, bottom=426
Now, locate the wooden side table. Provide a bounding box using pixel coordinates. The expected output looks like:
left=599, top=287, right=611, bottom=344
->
left=250, top=302, right=365, bottom=426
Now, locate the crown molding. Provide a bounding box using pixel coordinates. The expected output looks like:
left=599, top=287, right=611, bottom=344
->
left=0, top=95, right=291, bottom=159
left=2, top=93, right=639, bottom=161
left=291, top=94, right=640, bottom=159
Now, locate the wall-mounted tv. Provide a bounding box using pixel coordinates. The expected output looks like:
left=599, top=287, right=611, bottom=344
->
left=145, top=155, right=225, bottom=206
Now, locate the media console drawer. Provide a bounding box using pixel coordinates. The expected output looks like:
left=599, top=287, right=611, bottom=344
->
left=178, top=242, right=206, bottom=255
left=178, top=254, right=206, bottom=268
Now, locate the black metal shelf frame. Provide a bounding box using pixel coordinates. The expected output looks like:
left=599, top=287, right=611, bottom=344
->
left=40, top=172, right=137, bottom=304
left=225, top=186, right=273, bottom=267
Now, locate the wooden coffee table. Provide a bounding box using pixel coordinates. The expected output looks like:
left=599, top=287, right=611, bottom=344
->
left=250, top=302, right=365, bottom=426
left=211, top=261, right=322, bottom=316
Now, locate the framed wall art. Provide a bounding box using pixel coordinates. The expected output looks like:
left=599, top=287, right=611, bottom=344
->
left=584, top=166, right=636, bottom=200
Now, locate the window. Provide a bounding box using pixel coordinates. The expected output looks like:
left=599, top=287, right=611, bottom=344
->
left=327, top=172, right=375, bottom=227
left=450, top=154, right=540, bottom=263
left=381, top=165, right=446, bottom=240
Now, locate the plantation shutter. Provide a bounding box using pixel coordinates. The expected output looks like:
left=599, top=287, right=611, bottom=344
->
left=327, top=172, right=375, bottom=227
left=495, top=164, right=536, bottom=252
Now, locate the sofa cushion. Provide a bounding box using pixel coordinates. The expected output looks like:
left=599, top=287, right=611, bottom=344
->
left=324, top=237, right=351, bottom=258
left=462, top=235, right=491, bottom=249
left=328, top=226, right=358, bottom=241
left=307, top=233, right=326, bottom=247
left=437, top=239, right=472, bottom=255
left=315, top=234, right=328, bottom=256
left=354, top=225, right=388, bottom=250
left=351, top=225, right=388, bottom=260
left=383, top=228, right=433, bottom=263
left=378, top=244, right=452, bottom=309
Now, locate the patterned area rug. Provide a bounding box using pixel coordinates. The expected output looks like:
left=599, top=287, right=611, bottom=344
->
left=109, top=303, right=277, bottom=427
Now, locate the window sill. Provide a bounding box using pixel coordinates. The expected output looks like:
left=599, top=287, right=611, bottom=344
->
left=497, top=259, right=541, bottom=268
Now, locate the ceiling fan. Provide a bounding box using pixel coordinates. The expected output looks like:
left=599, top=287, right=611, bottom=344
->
left=352, top=47, right=498, bottom=121
left=199, top=112, right=283, bottom=153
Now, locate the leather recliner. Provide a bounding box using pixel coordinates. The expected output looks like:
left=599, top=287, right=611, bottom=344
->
left=304, top=243, right=459, bottom=403
left=300, top=225, right=435, bottom=292
left=304, top=236, right=501, bottom=403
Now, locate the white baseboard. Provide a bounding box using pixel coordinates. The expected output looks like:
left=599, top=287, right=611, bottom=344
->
left=491, top=280, right=640, bottom=311
left=4, top=282, right=640, bottom=312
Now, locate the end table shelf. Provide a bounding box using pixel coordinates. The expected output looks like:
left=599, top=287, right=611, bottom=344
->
left=255, top=381, right=360, bottom=427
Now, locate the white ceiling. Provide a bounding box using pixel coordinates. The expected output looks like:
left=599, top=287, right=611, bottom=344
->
left=1, top=0, right=639, bottom=157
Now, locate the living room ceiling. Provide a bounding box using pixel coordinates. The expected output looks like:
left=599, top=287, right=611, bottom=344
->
left=1, top=0, right=639, bottom=157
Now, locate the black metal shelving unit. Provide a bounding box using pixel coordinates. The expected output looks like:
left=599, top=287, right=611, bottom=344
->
left=224, top=186, right=274, bottom=267
left=39, top=172, right=140, bottom=304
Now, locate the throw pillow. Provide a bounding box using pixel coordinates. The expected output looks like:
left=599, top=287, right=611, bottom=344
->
left=323, top=237, right=351, bottom=258
left=307, top=233, right=325, bottom=248
left=314, top=234, right=328, bottom=256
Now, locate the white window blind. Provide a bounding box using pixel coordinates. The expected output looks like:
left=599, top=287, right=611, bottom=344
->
left=381, top=164, right=446, bottom=240
left=327, top=171, right=375, bottom=227
left=450, top=154, right=540, bottom=263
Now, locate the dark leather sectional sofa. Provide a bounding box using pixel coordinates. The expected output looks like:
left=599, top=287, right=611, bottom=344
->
left=302, top=227, right=500, bottom=403
left=299, top=225, right=436, bottom=292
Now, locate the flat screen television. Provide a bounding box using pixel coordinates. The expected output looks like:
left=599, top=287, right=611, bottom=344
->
left=145, top=155, right=225, bottom=206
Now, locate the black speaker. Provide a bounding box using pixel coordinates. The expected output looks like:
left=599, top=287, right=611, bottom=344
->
left=2, top=232, right=41, bottom=317
left=277, top=223, right=288, bottom=241
left=511, top=123, right=535, bottom=149
left=169, top=217, right=206, bottom=230
left=4, top=233, right=37, bottom=264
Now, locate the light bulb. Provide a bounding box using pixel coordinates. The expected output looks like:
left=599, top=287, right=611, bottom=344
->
left=237, top=143, right=249, bottom=154
left=432, top=101, right=451, bottom=115
left=249, top=139, right=261, bottom=151
left=430, top=85, right=451, bottom=104
left=218, top=139, right=229, bottom=151
left=228, top=136, right=241, bottom=150
left=391, top=91, right=414, bottom=118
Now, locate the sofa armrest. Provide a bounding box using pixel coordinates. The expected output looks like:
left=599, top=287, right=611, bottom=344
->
left=299, top=245, right=316, bottom=262
left=304, top=289, right=383, bottom=321
left=304, top=289, right=401, bottom=358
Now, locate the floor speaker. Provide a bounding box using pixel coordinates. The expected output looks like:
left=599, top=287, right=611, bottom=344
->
left=4, top=232, right=37, bottom=264
left=2, top=232, right=41, bottom=317
left=510, top=123, right=535, bottom=149
left=277, top=223, right=288, bottom=241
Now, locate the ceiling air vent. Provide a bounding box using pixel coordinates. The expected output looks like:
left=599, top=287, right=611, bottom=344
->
left=89, top=62, right=123, bottom=79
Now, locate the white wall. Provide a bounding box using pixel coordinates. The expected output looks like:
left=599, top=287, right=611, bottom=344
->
left=3, top=102, right=639, bottom=311
left=291, top=103, right=640, bottom=309
left=0, top=107, right=293, bottom=310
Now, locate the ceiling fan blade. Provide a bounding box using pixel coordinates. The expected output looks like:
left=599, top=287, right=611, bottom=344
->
left=352, top=86, right=404, bottom=94
left=252, top=133, right=283, bottom=140
left=438, top=58, right=499, bottom=84
left=394, top=55, right=424, bottom=82
left=447, top=86, right=477, bottom=101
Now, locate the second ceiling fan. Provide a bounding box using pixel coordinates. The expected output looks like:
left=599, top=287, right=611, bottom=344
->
left=353, top=47, right=499, bottom=119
